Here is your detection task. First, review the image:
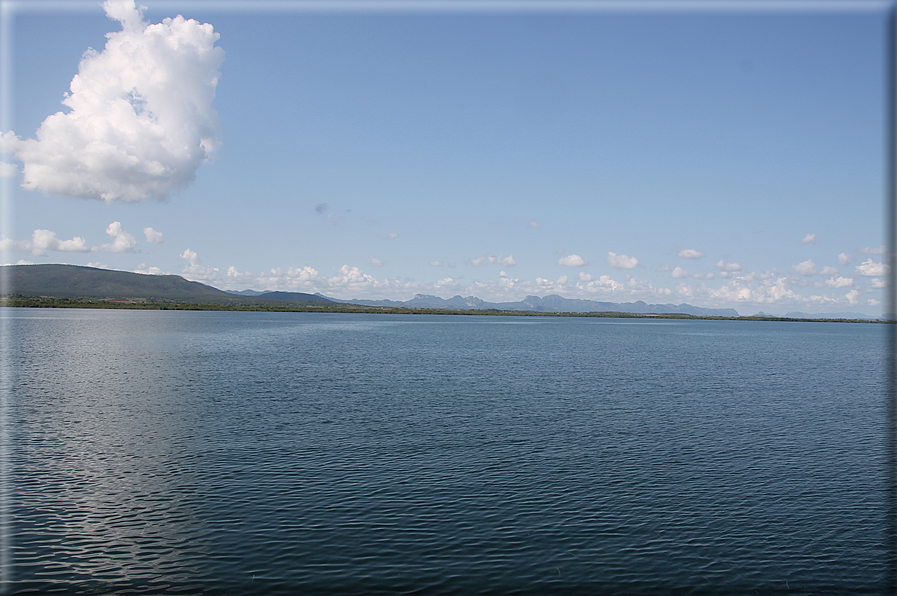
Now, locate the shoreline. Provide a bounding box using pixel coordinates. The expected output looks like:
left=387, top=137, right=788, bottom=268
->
left=1, top=297, right=886, bottom=324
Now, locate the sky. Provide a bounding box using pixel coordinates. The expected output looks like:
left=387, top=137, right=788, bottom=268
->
left=0, top=0, right=891, bottom=316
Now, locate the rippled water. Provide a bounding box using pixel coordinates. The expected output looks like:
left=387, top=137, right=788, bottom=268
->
left=5, top=308, right=889, bottom=594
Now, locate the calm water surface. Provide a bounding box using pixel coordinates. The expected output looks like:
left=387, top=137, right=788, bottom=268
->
left=6, top=308, right=889, bottom=594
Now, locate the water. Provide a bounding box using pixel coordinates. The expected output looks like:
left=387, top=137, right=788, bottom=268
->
left=4, top=308, right=889, bottom=594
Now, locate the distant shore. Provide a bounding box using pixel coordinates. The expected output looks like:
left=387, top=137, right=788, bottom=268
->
left=2, top=296, right=886, bottom=324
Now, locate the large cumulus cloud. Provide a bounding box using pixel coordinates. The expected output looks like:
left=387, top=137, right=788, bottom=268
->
left=8, top=0, right=223, bottom=202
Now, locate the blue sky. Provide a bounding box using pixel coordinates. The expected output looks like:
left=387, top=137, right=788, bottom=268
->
left=0, top=0, right=890, bottom=315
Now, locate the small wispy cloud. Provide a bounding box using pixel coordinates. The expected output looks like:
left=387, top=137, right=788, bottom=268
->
left=715, top=260, right=742, bottom=273
left=100, top=221, right=137, bottom=252
left=607, top=252, right=638, bottom=269
left=134, top=263, right=165, bottom=275
left=801, top=233, right=817, bottom=244
left=470, top=254, right=516, bottom=267
left=861, top=245, right=886, bottom=255
left=824, top=276, right=853, bottom=288
left=791, top=259, right=817, bottom=276
left=678, top=249, right=704, bottom=259
left=856, top=258, right=889, bottom=277
left=557, top=254, right=587, bottom=267
left=28, top=230, right=90, bottom=256
left=143, top=227, right=163, bottom=244
left=180, top=248, right=220, bottom=281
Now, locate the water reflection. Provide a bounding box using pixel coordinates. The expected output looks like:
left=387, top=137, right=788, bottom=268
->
left=13, top=309, right=212, bottom=592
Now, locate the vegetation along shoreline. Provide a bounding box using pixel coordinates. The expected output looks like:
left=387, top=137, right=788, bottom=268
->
left=1, top=296, right=886, bottom=324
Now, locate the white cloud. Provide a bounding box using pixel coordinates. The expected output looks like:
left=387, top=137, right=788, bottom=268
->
left=675, top=281, right=694, bottom=298
left=534, top=275, right=571, bottom=293
left=143, top=227, right=163, bottom=244
left=101, top=221, right=136, bottom=252
left=578, top=274, right=622, bottom=293
left=30, top=229, right=89, bottom=255
left=792, top=259, right=817, bottom=276
left=861, top=245, right=886, bottom=255
left=0, top=131, right=18, bottom=153
left=678, top=249, right=704, bottom=259
left=856, top=258, right=889, bottom=277
left=369, top=255, right=384, bottom=267
left=824, top=276, right=853, bottom=288
left=0, top=162, right=16, bottom=178
left=715, top=260, right=742, bottom=273
left=0, top=235, right=27, bottom=252
left=471, top=254, right=516, bottom=267
left=838, top=253, right=852, bottom=265
left=429, top=261, right=443, bottom=267
left=527, top=220, right=539, bottom=228
left=557, top=254, right=587, bottom=267
left=870, top=278, right=886, bottom=289
left=328, top=265, right=380, bottom=291
left=671, top=267, right=689, bottom=278
left=819, top=266, right=839, bottom=276
left=703, top=274, right=803, bottom=306
left=2, top=222, right=140, bottom=255
left=134, top=263, right=164, bottom=275
left=180, top=248, right=198, bottom=263
left=607, top=251, right=638, bottom=269
left=846, top=289, right=859, bottom=305
left=289, top=266, right=320, bottom=281
left=104, top=0, right=145, bottom=28
left=3, top=229, right=99, bottom=255
left=9, top=0, right=223, bottom=202
left=180, top=247, right=219, bottom=281
left=801, top=233, right=816, bottom=244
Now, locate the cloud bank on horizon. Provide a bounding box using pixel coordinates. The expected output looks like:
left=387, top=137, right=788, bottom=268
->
left=1, top=0, right=223, bottom=202
left=7, top=220, right=887, bottom=313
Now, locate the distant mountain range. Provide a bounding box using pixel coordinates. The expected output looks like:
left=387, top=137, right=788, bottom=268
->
left=326, top=293, right=741, bottom=317
left=3, top=264, right=882, bottom=319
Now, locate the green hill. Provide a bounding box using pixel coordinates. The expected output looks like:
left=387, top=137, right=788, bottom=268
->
left=2, top=264, right=332, bottom=304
